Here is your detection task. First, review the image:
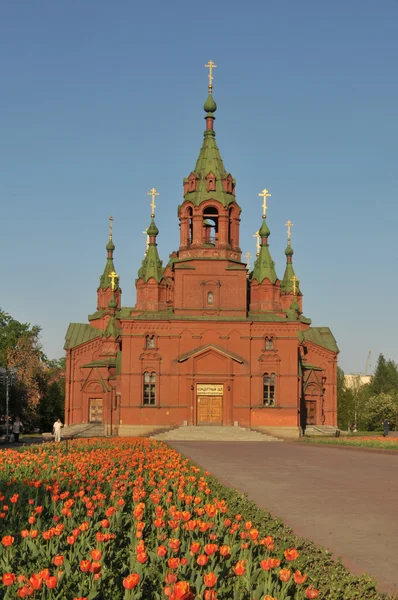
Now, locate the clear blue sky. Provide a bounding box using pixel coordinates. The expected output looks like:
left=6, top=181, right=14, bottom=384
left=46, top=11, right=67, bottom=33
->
left=1, top=0, right=397, bottom=374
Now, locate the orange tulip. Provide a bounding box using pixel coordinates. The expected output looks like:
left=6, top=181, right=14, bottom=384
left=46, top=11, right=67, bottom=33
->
left=219, top=544, right=230, bottom=557
left=136, top=551, right=148, bottom=564
left=2, top=573, right=16, bottom=586
left=279, top=569, right=291, bottom=582
left=80, top=560, right=91, bottom=572
left=1, top=535, right=14, bottom=547
left=197, top=554, right=208, bottom=566
left=233, top=560, right=246, bottom=576
left=90, top=561, right=101, bottom=574
left=168, top=557, right=180, bottom=569
left=123, top=573, right=140, bottom=589
left=53, top=555, right=64, bottom=566
left=260, top=558, right=281, bottom=570
left=204, top=543, right=218, bottom=555
left=204, top=572, right=218, bottom=588
left=45, top=576, right=58, bottom=589
left=29, top=574, right=43, bottom=590
left=305, top=587, right=320, bottom=599
left=294, top=570, right=307, bottom=584
left=90, top=549, right=102, bottom=561
left=204, top=591, right=217, bottom=600
left=157, top=545, right=167, bottom=557
left=284, top=548, right=299, bottom=561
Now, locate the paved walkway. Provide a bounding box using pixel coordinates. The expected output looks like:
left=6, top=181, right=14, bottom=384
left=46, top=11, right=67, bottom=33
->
left=169, top=441, right=398, bottom=595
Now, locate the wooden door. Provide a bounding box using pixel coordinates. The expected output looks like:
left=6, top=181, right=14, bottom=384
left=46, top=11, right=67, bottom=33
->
left=89, top=398, right=103, bottom=423
left=305, top=401, right=316, bottom=425
left=197, top=396, right=222, bottom=425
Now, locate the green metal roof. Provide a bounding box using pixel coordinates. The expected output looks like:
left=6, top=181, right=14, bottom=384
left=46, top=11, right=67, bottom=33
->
left=64, top=323, right=103, bottom=350
left=182, top=93, right=236, bottom=208
left=137, top=218, right=164, bottom=283
left=252, top=220, right=278, bottom=285
left=81, top=358, right=117, bottom=368
left=301, top=327, right=339, bottom=353
left=99, top=237, right=119, bottom=291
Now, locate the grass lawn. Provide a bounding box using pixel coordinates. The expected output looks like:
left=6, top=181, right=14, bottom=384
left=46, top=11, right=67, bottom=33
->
left=300, top=435, right=398, bottom=450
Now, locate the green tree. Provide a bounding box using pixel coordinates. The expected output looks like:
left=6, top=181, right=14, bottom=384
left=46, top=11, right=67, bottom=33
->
left=370, top=353, right=398, bottom=395
left=337, top=367, right=353, bottom=430
left=37, top=359, right=65, bottom=432
left=364, top=392, right=398, bottom=431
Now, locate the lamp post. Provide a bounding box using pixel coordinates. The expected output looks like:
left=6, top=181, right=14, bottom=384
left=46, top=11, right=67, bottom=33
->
left=0, top=367, right=17, bottom=442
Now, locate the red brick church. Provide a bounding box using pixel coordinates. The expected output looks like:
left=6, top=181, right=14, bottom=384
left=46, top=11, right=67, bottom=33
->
left=65, top=66, right=338, bottom=437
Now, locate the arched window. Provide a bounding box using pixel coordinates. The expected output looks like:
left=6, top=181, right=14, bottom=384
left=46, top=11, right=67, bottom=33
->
left=143, top=372, right=156, bottom=405
left=187, top=207, right=193, bottom=245
left=265, top=337, right=274, bottom=350
left=146, top=335, right=155, bottom=349
left=263, top=372, right=275, bottom=406
left=203, top=206, right=218, bottom=245
left=207, top=291, right=214, bottom=305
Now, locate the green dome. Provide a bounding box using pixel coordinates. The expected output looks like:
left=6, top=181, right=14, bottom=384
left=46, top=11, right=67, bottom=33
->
left=204, top=93, right=217, bottom=113
left=108, top=293, right=117, bottom=309
left=147, top=219, right=159, bottom=237
left=285, top=244, right=294, bottom=256
left=259, top=219, right=270, bottom=238
left=106, top=240, right=115, bottom=252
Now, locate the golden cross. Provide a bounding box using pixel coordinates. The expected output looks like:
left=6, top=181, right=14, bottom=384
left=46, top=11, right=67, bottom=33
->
left=258, top=188, right=271, bottom=218
left=244, top=251, right=252, bottom=269
left=204, top=60, right=217, bottom=90
left=290, top=275, right=299, bottom=296
left=109, top=270, right=119, bottom=291
left=109, top=215, right=113, bottom=240
left=253, top=231, right=261, bottom=256
left=285, top=219, right=293, bottom=244
left=143, top=228, right=149, bottom=254
left=147, top=188, right=159, bottom=217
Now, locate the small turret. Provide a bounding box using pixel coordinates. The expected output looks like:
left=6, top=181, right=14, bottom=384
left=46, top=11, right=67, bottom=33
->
left=135, top=190, right=167, bottom=312
left=280, top=220, right=302, bottom=313
left=97, top=216, right=121, bottom=311
left=249, top=189, right=282, bottom=314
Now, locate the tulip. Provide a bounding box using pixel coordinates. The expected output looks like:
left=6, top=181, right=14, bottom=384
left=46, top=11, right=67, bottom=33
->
left=204, top=543, right=218, bottom=555
left=157, top=545, right=167, bottom=557
left=284, top=548, right=299, bottom=561
left=219, top=545, right=230, bottom=557
left=1, top=535, right=14, bottom=547
left=233, top=560, right=246, bottom=576
left=168, top=557, right=180, bottom=569
left=45, top=576, right=58, bottom=589
left=53, top=555, right=64, bottom=566
left=204, top=591, right=217, bottom=600
left=294, top=570, right=307, bottom=584
left=197, top=554, right=208, bottom=566
left=90, top=561, right=101, bottom=574
left=123, top=574, right=140, bottom=589
left=279, top=568, right=291, bottom=582
left=204, top=572, right=218, bottom=587
left=80, top=560, right=91, bottom=572
left=90, top=549, right=102, bottom=561
left=305, top=587, right=320, bottom=599
left=2, top=573, right=16, bottom=586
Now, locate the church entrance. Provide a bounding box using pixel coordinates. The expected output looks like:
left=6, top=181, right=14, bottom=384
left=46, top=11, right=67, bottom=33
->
left=196, top=384, right=223, bottom=425
left=305, top=400, right=316, bottom=425
left=89, top=398, right=103, bottom=423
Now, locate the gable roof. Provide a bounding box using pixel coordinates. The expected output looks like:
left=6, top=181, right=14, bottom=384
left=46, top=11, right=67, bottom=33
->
left=177, top=344, right=244, bottom=364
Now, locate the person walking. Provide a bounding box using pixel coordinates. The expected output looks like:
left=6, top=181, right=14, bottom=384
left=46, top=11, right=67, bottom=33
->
left=53, top=418, right=63, bottom=442
left=12, top=417, right=23, bottom=443
left=382, top=418, right=390, bottom=437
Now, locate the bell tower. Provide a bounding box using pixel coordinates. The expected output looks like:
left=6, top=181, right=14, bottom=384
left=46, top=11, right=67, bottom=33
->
left=173, top=61, right=247, bottom=317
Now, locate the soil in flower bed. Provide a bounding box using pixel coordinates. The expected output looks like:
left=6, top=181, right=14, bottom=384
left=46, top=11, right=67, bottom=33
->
left=0, top=439, right=393, bottom=599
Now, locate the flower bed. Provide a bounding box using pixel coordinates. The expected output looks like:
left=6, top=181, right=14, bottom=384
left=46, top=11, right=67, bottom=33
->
left=0, top=439, right=389, bottom=599
left=300, top=436, right=398, bottom=450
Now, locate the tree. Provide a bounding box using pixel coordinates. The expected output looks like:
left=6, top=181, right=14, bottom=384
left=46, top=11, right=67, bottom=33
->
left=37, top=359, right=66, bottom=432
left=337, top=367, right=353, bottom=430
left=363, top=392, right=398, bottom=431
left=0, top=308, right=65, bottom=431
left=370, top=353, right=398, bottom=395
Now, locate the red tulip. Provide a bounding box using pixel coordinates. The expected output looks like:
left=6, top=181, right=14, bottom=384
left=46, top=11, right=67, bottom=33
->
left=80, top=560, right=91, bottom=572
left=2, top=573, right=16, bottom=586
left=45, top=576, right=58, bottom=589
left=123, top=573, right=140, bottom=589
left=53, top=555, right=64, bottom=566
left=1, top=535, right=14, bottom=547
left=233, top=560, right=246, bottom=576
left=279, top=569, right=291, bottom=582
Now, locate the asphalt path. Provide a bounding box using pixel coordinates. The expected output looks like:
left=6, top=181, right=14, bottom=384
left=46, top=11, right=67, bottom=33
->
left=169, top=441, right=398, bottom=596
